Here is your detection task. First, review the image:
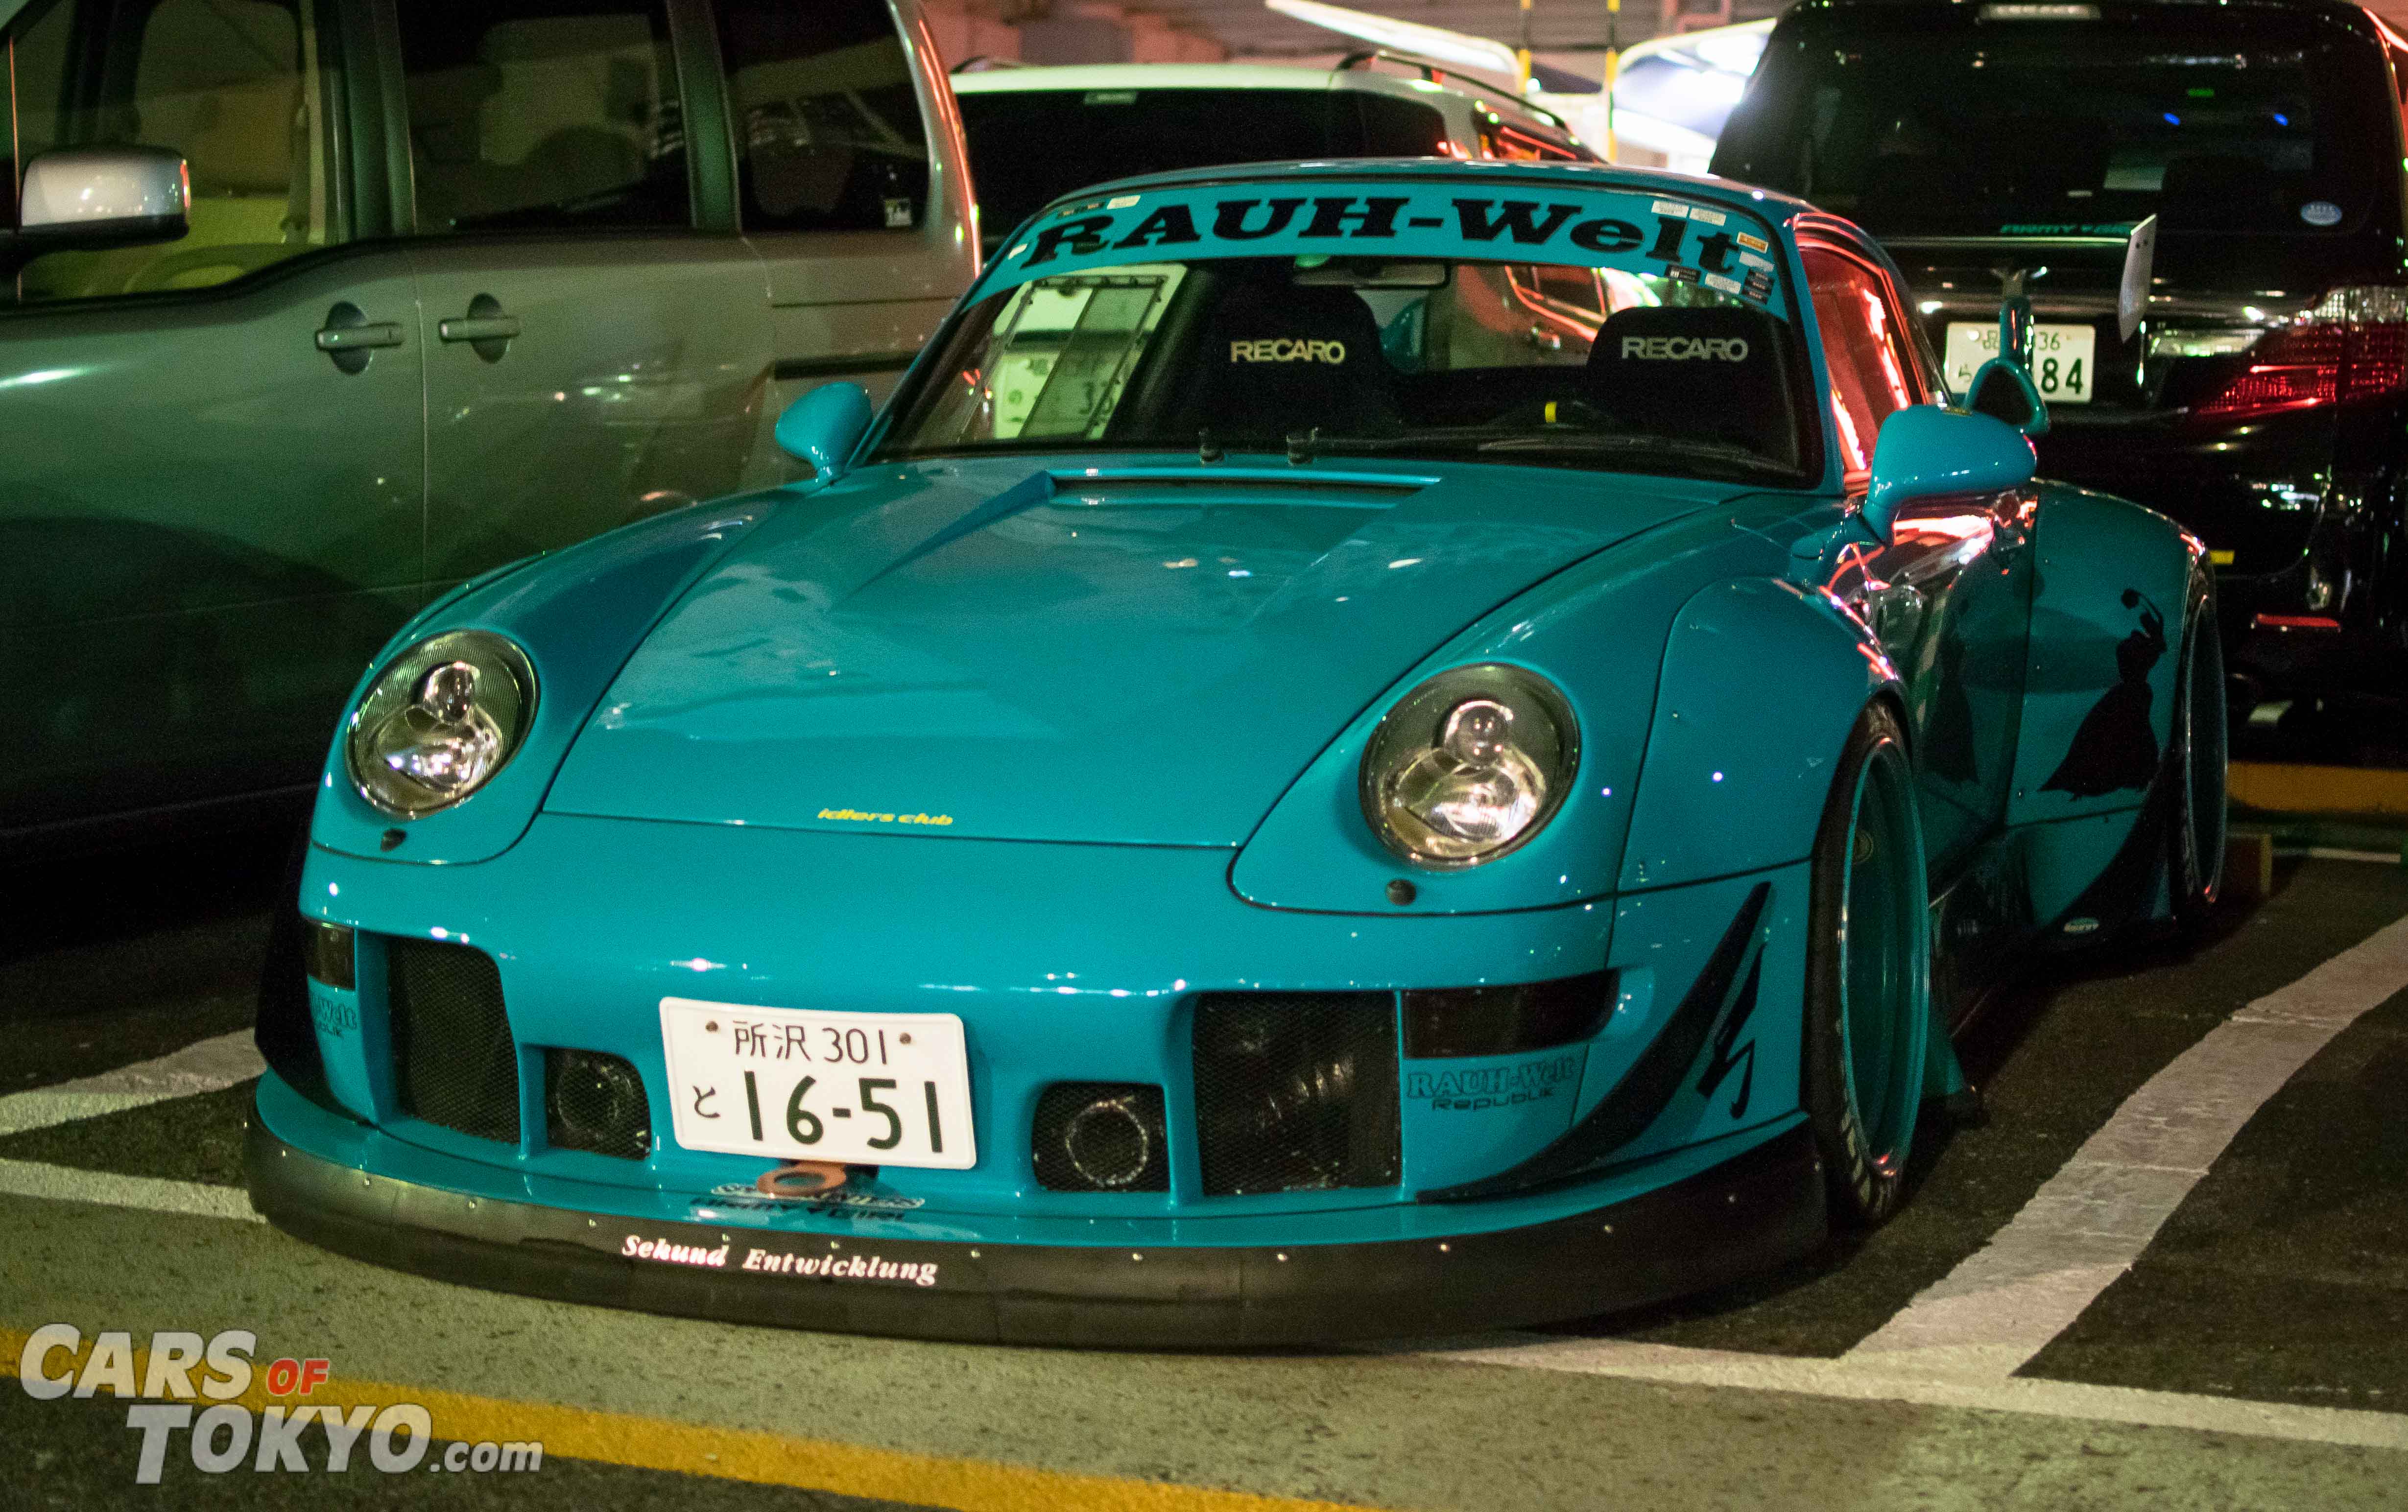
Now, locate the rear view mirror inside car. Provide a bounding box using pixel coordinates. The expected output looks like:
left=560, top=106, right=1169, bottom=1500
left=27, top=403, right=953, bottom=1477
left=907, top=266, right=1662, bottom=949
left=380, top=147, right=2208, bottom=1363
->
left=1294, top=259, right=1451, bottom=288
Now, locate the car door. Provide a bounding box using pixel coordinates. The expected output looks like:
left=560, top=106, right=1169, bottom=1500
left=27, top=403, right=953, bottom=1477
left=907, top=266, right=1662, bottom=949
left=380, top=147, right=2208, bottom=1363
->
left=0, top=0, right=426, bottom=837
left=712, top=0, right=978, bottom=424
left=1802, top=227, right=2034, bottom=882
left=393, top=0, right=777, bottom=585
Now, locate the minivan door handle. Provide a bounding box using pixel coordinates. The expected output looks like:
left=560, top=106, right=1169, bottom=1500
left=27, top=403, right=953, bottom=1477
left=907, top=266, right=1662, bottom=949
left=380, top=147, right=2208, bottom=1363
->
left=438, top=293, right=521, bottom=361
left=438, top=314, right=522, bottom=342
left=316, top=301, right=404, bottom=374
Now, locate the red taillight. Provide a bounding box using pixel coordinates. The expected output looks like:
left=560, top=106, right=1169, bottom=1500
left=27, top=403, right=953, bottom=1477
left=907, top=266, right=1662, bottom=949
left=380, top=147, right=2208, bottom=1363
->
left=2193, top=287, right=2408, bottom=421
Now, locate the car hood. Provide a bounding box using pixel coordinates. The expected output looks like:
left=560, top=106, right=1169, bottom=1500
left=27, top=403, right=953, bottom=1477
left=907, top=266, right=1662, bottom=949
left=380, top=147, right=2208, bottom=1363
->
left=542, top=456, right=1735, bottom=845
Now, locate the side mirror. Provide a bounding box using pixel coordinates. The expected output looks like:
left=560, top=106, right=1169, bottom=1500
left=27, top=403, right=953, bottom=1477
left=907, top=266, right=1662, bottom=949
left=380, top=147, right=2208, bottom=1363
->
left=13, top=146, right=189, bottom=251
left=774, top=382, right=873, bottom=479
left=1862, top=404, right=2036, bottom=544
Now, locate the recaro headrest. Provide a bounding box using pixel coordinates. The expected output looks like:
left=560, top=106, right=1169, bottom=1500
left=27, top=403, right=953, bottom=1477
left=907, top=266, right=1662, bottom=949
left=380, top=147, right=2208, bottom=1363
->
left=1585, top=305, right=1795, bottom=459
left=1176, top=280, right=1400, bottom=442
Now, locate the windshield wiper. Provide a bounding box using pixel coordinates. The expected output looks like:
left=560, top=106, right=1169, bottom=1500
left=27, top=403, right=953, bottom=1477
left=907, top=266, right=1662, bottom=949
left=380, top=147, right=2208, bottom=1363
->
left=1474, top=433, right=1800, bottom=479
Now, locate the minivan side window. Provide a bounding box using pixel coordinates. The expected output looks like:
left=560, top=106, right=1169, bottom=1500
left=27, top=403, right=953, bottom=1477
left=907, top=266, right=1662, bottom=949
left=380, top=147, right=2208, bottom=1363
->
left=1802, top=245, right=1922, bottom=482
left=398, top=0, right=690, bottom=234
left=713, top=0, right=930, bottom=234
left=10, top=0, right=349, bottom=304
left=1358, top=95, right=1447, bottom=157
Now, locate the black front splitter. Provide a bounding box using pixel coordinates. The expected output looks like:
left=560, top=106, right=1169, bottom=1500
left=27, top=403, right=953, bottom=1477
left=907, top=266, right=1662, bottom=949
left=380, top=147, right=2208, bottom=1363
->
left=244, top=1113, right=1826, bottom=1348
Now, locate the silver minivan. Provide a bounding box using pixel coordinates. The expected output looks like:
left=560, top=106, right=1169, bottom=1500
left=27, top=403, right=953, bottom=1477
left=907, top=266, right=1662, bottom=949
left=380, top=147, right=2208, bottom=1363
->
left=0, top=0, right=975, bottom=846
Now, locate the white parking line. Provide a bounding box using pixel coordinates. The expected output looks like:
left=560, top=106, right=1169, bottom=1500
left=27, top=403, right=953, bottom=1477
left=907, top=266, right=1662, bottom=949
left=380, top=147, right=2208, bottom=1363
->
left=1416, top=1336, right=2408, bottom=1452
left=1845, top=910, right=2408, bottom=1380
left=1432, top=910, right=2408, bottom=1445
left=0, top=1160, right=259, bottom=1224
left=0, top=1030, right=264, bottom=1137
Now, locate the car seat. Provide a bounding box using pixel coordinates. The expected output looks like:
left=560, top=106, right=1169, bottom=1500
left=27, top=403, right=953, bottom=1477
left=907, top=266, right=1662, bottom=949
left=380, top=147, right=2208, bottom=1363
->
left=1584, top=305, right=1797, bottom=462
left=1161, top=279, right=1402, bottom=444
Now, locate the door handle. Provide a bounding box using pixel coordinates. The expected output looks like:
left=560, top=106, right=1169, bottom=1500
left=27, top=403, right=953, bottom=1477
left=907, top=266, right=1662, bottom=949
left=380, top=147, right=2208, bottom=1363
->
left=438, top=314, right=522, bottom=342
left=316, top=301, right=402, bottom=375
left=315, top=323, right=404, bottom=351
left=438, top=293, right=519, bottom=363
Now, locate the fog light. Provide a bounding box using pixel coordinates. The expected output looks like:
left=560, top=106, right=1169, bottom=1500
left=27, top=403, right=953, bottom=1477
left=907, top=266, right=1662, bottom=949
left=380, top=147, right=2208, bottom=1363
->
left=1032, top=1083, right=1168, bottom=1192
left=301, top=919, right=355, bottom=991
left=545, top=1050, right=651, bottom=1160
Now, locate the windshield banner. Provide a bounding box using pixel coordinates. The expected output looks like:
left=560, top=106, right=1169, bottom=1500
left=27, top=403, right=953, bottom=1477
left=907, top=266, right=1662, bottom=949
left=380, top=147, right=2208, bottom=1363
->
left=981, top=181, right=1788, bottom=318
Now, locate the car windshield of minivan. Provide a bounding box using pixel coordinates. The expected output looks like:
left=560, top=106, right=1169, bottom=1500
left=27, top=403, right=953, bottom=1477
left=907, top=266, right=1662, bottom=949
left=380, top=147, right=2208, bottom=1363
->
left=1716, top=12, right=2389, bottom=238
left=957, top=90, right=1446, bottom=248
left=874, top=256, right=1811, bottom=484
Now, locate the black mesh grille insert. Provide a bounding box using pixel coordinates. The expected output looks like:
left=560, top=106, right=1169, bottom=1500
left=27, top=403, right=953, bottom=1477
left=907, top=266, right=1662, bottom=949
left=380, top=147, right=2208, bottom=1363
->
left=1192, top=992, right=1401, bottom=1197
left=1033, top=1083, right=1168, bottom=1192
left=545, top=1050, right=652, bottom=1160
left=386, top=937, right=519, bottom=1144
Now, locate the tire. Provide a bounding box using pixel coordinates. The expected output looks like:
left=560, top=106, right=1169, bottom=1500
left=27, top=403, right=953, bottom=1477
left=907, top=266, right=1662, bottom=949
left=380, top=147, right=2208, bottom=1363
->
left=1804, top=702, right=1932, bottom=1230
left=2166, top=573, right=2228, bottom=927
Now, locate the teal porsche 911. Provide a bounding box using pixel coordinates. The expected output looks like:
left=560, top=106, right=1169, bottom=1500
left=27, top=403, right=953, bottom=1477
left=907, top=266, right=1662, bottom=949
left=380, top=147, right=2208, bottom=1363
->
left=248, top=159, right=2225, bottom=1346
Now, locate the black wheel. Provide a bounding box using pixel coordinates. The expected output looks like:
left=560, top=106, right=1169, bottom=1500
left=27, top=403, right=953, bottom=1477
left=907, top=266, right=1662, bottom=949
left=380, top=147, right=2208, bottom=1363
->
left=2166, top=573, right=2228, bottom=926
left=1804, top=702, right=1932, bottom=1230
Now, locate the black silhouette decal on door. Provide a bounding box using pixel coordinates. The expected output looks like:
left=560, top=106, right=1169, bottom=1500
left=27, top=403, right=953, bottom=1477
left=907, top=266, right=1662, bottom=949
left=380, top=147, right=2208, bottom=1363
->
left=2044, top=590, right=2165, bottom=798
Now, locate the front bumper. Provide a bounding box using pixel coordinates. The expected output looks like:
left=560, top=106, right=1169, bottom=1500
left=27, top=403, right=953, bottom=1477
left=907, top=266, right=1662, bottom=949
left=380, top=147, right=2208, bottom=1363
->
left=247, top=1089, right=1825, bottom=1347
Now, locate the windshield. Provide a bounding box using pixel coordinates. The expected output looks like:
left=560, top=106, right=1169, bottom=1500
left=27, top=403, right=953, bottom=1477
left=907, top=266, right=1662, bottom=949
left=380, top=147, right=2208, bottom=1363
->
left=956, top=88, right=1448, bottom=249
left=1715, top=10, right=2395, bottom=240
left=875, top=255, right=1809, bottom=482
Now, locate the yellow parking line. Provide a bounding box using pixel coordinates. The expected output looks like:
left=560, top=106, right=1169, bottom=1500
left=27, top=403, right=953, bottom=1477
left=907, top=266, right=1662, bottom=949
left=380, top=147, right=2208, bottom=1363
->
left=2230, top=761, right=2408, bottom=819
left=3, top=1326, right=1371, bottom=1511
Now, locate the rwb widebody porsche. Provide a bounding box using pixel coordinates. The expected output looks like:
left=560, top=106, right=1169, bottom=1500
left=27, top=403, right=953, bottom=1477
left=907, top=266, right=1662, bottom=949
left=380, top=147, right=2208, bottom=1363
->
left=250, top=159, right=2225, bottom=1346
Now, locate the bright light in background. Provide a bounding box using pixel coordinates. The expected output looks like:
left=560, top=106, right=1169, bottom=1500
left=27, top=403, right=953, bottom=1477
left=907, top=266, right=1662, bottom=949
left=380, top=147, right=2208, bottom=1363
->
left=1264, top=0, right=1519, bottom=77
left=1261, top=1, right=1769, bottom=170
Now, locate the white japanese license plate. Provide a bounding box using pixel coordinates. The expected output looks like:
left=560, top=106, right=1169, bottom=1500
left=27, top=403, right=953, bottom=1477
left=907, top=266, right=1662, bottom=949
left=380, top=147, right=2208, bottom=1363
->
left=1945, top=321, right=2097, bottom=405
left=659, top=998, right=976, bottom=1169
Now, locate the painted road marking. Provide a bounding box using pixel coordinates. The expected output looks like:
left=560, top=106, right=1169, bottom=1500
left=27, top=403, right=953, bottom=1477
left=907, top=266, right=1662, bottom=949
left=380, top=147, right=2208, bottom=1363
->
left=0, top=1030, right=263, bottom=1138
left=0, top=1326, right=1360, bottom=1512
left=2230, top=761, right=2408, bottom=817
left=1415, top=1336, right=2408, bottom=1453
left=1844, top=909, right=2408, bottom=1379
left=0, top=1160, right=259, bottom=1224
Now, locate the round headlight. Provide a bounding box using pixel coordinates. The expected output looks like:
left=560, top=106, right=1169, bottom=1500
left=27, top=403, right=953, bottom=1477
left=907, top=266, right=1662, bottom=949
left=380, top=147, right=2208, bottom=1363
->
left=1360, top=665, right=1578, bottom=869
left=345, top=631, right=537, bottom=819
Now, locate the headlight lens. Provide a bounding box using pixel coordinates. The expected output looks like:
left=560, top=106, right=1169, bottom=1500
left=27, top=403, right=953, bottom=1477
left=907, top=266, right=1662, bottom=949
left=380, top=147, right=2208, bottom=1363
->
left=345, top=631, right=538, bottom=819
left=1360, top=665, right=1578, bottom=868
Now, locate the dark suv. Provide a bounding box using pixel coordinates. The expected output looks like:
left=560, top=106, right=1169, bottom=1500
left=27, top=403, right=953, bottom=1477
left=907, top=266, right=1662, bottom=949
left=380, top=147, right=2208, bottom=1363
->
left=1714, top=0, right=2408, bottom=716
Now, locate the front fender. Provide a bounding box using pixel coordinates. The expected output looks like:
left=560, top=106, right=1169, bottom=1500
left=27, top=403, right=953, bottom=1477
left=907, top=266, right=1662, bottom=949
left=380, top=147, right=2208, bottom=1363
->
left=310, top=501, right=771, bottom=865
left=1619, top=577, right=1903, bottom=893
left=1231, top=500, right=1806, bottom=917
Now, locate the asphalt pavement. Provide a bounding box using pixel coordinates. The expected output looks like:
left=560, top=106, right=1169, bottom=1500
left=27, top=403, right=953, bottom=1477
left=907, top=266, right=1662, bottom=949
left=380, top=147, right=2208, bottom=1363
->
left=4, top=827, right=2406, bottom=1510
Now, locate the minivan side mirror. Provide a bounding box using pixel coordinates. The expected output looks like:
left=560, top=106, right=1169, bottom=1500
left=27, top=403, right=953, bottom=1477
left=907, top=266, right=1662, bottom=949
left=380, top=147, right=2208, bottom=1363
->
left=1861, top=404, right=2036, bottom=544
left=774, top=382, right=874, bottom=479
left=10, top=147, right=189, bottom=261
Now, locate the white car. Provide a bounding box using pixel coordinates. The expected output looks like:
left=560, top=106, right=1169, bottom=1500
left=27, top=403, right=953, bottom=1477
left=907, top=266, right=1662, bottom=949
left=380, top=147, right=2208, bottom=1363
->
left=952, top=55, right=1596, bottom=256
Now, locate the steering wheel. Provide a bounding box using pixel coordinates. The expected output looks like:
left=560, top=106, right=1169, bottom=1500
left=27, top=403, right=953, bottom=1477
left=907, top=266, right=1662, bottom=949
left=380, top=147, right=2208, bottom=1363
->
left=121, top=241, right=292, bottom=295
